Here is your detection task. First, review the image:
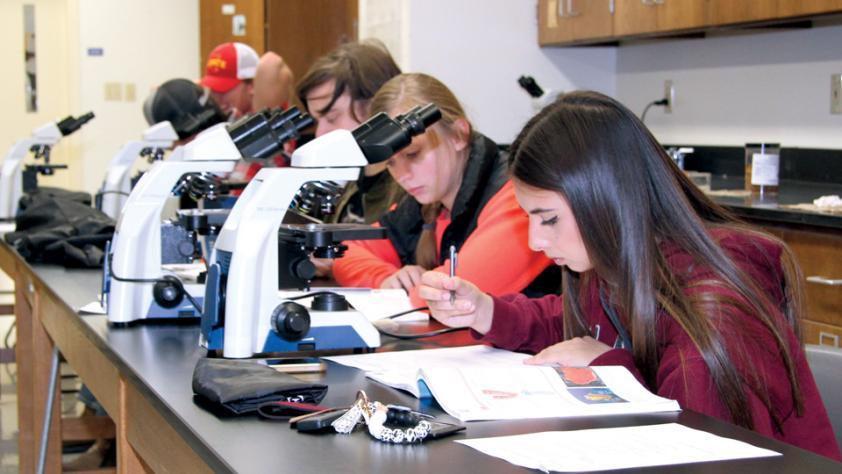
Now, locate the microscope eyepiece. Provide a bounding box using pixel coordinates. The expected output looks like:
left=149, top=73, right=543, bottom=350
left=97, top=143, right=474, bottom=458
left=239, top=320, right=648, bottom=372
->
left=351, top=103, right=442, bottom=164
left=228, top=107, right=313, bottom=161
left=270, top=107, right=315, bottom=145
left=398, top=103, right=441, bottom=134
left=56, top=111, right=95, bottom=136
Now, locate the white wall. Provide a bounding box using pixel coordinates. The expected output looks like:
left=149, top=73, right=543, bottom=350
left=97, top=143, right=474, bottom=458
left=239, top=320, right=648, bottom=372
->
left=360, top=0, right=617, bottom=144
left=617, top=22, right=842, bottom=149
left=76, top=0, right=200, bottom=194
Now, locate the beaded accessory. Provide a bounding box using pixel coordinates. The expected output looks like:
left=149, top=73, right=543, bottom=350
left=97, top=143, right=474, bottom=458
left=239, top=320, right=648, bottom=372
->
left=331, top=390, right=433, bottom=444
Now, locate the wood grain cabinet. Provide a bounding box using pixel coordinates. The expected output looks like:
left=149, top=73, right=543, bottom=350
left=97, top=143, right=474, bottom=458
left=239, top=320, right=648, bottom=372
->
left=539, top=0, right=614, bottom=45
left=614, top=0, right=706, bottom=37
left=538, top=0, right=842, bottom=46
left=762, top=223, right=842, bottom=347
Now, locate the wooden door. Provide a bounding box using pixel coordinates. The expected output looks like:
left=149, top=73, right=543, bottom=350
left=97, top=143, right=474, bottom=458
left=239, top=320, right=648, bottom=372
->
left=264, top=0, right=359, bottom=92
left=199, top=0, right=266, bottom=72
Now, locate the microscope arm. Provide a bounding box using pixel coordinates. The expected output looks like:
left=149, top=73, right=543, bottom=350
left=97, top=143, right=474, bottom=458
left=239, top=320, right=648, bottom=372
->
left=0, top=138, right=37, bottom=220
left=107, top=160, right=235, bottom=324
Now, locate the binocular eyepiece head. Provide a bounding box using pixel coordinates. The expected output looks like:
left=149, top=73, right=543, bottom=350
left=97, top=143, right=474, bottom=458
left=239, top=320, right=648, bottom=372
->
left=351, top=102, right=442, bottom=165
left=227, top=107, right=314, bottom=161
left=56, top=112, right=95, bottom=136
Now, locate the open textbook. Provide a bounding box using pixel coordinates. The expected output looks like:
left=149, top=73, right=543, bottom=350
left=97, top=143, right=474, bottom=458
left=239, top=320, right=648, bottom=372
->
left=325, top=346, right=680, bottom=422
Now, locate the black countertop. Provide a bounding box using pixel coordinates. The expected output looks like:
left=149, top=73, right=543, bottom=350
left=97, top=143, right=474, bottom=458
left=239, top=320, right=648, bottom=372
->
left=26, top=264, right=842, bottom=473
left=706, top=176, right=842, bottom=230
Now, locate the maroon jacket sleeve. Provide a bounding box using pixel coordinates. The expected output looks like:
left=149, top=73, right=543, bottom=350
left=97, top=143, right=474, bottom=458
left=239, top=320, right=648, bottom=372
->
left=478, top=293, right=565, bottom=354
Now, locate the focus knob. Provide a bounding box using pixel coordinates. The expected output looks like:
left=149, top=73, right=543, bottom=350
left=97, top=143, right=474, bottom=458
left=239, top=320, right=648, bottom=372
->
left=292, top=258, right=316, bottom=281
left=152, top=276, right=185, bottom=309
left=271, top=301, right=311, bottom=341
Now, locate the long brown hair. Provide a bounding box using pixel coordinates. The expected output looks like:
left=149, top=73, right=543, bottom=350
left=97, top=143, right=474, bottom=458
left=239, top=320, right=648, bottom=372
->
left=370, top=73, right=472, bottom=269
left=295, top=39, right=401, bottom=122
left=509, top=91, right=805, bottom=431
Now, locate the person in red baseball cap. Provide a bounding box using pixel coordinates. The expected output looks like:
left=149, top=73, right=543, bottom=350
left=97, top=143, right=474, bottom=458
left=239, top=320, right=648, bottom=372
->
left=200, top=42, right=260, bottom=119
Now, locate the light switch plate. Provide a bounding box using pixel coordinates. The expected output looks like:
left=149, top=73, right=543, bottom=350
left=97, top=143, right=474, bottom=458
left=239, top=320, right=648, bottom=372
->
left=832, top=74, right=842, bottom=114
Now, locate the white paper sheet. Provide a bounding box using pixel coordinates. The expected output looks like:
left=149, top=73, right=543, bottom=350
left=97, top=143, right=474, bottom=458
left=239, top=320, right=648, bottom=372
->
left=278, top=287, right=428, bottom=322
left=162, top=263, right=206, bottom=282
left=324, top=345, right=529, bottom=397
left=457, top=423, right=780, bottom=472
left=79, top=300, right=106, bottom=314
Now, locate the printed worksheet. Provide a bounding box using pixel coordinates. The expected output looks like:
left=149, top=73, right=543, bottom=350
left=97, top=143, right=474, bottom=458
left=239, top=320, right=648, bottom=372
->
left=457, top=423, right=780, bottom=472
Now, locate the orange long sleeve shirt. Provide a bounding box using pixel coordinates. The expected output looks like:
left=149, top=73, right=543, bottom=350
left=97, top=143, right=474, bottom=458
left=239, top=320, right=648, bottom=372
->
left=332, top=181, right=553, bottom=306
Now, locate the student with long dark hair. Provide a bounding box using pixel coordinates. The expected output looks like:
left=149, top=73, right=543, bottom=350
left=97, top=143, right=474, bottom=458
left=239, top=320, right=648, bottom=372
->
left=418, top=91, right=840, bottom=460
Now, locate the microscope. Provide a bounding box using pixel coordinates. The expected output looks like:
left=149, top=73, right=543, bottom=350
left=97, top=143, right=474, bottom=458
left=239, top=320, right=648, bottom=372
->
left=97, top=121, right=179, bottom=220
left=518, top=75, right=557, bottom=113
left=105, top=107, right=313, bottom=325
left=0, top=112, right=95, bottom=222
left=200, top=103, right=442, bottom=358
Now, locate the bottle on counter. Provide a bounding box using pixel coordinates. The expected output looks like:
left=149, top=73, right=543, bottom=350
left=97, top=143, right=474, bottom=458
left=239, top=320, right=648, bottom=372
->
left=744, top=143, right=780, bottom=196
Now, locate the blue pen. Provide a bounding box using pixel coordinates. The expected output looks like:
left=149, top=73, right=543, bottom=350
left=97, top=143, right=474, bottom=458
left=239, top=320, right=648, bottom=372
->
left=449, top=245, right=457, bottom=304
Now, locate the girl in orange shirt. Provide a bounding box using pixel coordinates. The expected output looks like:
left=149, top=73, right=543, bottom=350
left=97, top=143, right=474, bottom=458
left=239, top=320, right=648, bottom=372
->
left=332, top=73, right=557, bottom=306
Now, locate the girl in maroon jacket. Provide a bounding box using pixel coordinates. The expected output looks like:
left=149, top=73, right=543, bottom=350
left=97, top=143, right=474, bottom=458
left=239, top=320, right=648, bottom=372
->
left=418, top=91, right=841, bottom=460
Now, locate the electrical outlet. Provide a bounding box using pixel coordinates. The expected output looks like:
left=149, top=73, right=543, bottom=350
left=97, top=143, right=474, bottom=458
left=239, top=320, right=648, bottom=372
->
left=124, top=83, right=136, bottom=102
left=832, top=74, right=842, bottom=114
left=663, top=80, right=674, bottom=114
left=104, top=82, right=122, bottom=101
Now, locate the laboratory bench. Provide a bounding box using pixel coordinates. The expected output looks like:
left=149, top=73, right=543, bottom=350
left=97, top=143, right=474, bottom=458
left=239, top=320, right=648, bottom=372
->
left=2, top=241, right=841, bottom=473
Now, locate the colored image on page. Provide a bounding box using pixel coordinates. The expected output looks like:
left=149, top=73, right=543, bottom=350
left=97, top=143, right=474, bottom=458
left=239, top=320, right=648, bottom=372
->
left=567, top=387, right=627, bottom=404
left=557, top=367, right=628, bottom=404
left=556, top=367, right=606, bottom=387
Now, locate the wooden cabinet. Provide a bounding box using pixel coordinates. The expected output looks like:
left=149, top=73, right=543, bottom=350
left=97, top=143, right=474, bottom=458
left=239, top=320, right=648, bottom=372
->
left=706, top=0, right=778, bottom=26
left=614, top=0, right=706, bottom=37
left=761, top=223, right=842, bottom=347
left=539, top=0, right=614, bottom=45
left=777, top=0, right=842, bottom=18
left=539, top=0, right=842, bottom=46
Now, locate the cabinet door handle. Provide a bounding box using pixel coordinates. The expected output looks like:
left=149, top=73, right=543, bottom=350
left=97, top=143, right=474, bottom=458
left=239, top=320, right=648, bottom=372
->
left=609, top=0, right=615, bottom=15
left=567, top=0, right=581, bottom=17
left=806, top=276, right=842, bottom=286
left=819, top=332, right=840, bottom=347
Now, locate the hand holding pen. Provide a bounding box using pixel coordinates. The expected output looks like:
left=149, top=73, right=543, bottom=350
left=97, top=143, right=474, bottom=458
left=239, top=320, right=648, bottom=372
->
left=417, top=270, right=495, bottom=335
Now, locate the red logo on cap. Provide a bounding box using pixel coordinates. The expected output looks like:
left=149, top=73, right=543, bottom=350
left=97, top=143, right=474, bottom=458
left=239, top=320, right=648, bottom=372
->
left=206, top=56, right=227, bottom=74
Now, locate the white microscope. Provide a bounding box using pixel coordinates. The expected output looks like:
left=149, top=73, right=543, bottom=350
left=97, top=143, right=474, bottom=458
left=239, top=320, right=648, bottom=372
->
left=97, top=121, right=179, bottom=220
left=518, top=75, right=558, bottom=113
left=200, top=103, right=442, bottom=358
left=105, top=107, right=312, bottom=325
left=0, top=112, right=94, bottom=222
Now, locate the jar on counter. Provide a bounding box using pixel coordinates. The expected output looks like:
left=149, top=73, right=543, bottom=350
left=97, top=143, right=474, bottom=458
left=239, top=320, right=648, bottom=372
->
left=744, top=143, right=780, bottom=196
